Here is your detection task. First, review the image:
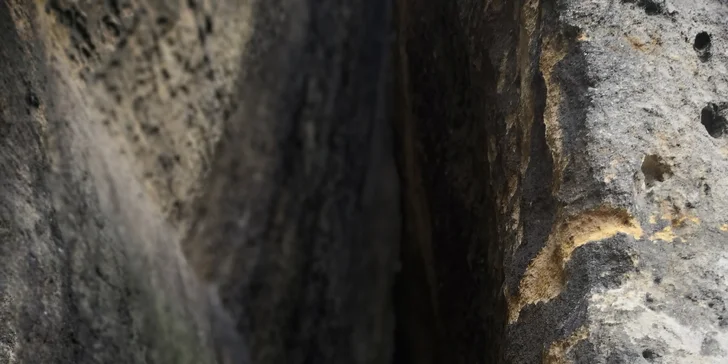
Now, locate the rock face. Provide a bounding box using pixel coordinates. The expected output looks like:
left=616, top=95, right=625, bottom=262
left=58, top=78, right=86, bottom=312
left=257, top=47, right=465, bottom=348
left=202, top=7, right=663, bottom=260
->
left=397, top=0, right=728, bottom=363
left=1, top=0, right=396, bottom=364
left=3, top=0, right=728, bottom=363
left=0, top=0, right=251, bottom=362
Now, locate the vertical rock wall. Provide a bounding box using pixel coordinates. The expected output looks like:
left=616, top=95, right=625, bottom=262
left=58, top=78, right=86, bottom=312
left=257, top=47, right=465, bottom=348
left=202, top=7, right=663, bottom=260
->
left=398, top=0, right=728, bottom=363
left=0, top=1, right=230, bottom=362
left=4, top=0, right=728, bottom=363
left=1, top=0, right=397, bottom=363
left=532, top=1, right=728, bottom=362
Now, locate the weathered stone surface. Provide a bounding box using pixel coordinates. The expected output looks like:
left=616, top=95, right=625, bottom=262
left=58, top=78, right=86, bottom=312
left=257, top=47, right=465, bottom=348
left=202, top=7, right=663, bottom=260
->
left=6, top=0, right=728, bottom=362
left=540, top=1, right=728, bottom=362
left=1, top=0, right=397, bottom=363
left=0, top=1, right=230, bottom=362
left=397, top=0, right=728, bottom=363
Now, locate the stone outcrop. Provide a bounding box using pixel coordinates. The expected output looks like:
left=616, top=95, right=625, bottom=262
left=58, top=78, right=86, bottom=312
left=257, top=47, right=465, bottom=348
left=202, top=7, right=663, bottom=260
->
left=397, top=0, right=728, bottom=363
left=3, top=0, right=728, bottom=363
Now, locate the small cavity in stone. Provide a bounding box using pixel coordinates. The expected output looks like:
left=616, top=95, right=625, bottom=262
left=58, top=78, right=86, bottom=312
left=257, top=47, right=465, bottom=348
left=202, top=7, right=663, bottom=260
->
left=642, top=349, right=658, bottom=360
left=27, top=91, right=40, bottom=108
left=641, top=154, right=672, bottom=188
left=642, top=1, right=661, bottom=15
left=645, top=294, right=655, bottom=303
left=693, top=32, right=712, bottom=61
left=623, top=0, right=664, bottom=15
left=694, top=32, right=712, bottom=51
left=701, top=103, right=728, bottom=138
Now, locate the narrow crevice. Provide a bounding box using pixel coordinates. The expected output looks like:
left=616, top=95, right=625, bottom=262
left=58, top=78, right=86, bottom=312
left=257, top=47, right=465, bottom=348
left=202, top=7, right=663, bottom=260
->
left=391, top=0, right=441, bottom=363
left=392, top=0, right=505, bottom=362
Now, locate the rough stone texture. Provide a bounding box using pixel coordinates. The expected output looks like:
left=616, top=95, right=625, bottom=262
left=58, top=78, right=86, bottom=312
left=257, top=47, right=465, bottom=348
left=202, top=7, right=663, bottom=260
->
left=549, top=1, right=728, bottom=363
left=1, top=0, right=397, bottom=363
left=0, top=1, right=231, bottom=362
left=6, top=0, right=728, bottom=362
left=397, top=0, right=728, bottom=363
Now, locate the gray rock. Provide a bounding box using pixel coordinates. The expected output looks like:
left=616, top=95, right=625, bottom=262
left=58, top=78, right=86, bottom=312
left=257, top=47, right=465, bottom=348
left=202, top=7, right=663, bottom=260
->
left=4, top=0, right=728, bottom=362
left=398, top=0, right=728, bottom=362
left=0, top=0, right=397, bottom=363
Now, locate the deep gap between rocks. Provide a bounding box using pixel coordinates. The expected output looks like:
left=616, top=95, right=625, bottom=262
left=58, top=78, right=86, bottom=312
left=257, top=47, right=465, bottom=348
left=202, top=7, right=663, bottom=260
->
left=391, top=0, right=506, bottom=362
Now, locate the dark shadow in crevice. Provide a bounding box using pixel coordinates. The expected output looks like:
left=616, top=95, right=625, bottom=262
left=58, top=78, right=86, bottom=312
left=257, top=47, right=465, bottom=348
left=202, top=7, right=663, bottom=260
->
left=391, top=0, right=504, bottom=362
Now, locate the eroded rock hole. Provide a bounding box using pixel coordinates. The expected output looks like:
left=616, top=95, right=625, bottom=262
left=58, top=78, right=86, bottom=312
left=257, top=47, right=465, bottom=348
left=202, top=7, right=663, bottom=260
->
left=645, top=294, right=655, bottom=303
left=694, top=32, right=712, bottom=61
left=642, top=1, right=662, bottom=15
left=623, top=0, right=665, bottom=15
left=26, top=91, right=40, bottom=108
left=642, top=349, right=659, bottom=361
left=701, top=103, right=728, bottom=138
left=641, top=154, right=672, bottom=188
left=694, top=32, right=712, bottom=51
